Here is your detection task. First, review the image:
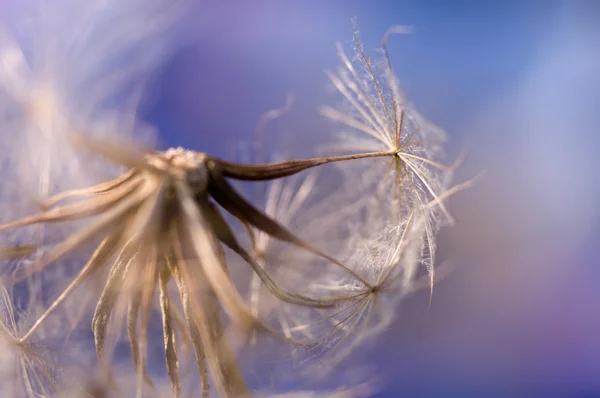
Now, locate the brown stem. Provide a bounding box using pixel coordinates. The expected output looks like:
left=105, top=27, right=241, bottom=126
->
left=211, top=151, right=394, bottom=181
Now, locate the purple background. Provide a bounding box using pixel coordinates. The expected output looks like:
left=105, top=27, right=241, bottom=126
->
left=140, top=1, right=600, bottom=397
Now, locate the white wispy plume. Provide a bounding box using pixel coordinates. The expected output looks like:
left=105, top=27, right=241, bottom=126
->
left=0, top=286, right=61, bottom=398
left=280, top=212, right=424, bottom=375
left=320, top=24, right=472, bottom=297
left=0, top=0, right=184, bottom=199
left=0, top=8, right=471, bottom=396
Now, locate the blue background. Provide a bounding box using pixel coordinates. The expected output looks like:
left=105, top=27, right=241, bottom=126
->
left=140, top=1, right=600, bottom=397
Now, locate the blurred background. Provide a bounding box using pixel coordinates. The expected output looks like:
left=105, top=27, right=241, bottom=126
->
left=138, top=1, right=600, bottom=397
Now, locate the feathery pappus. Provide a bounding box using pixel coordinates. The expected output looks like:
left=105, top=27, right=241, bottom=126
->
left=0, top=3, right=474, bottom=396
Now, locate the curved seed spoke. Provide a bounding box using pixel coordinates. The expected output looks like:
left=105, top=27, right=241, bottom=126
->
left=205, top=201, right=342, bottom=308
left=134, top=248, right=158, bottom=398
left=209, top=166, right=320, bottom=246
left=0, top=244, right=36, bottom=259
left=171, top=255, right=248, bottom=398
left=41, top=169, right=138, bottom=208
left=4, top=180, right=151, bottom=286
left=168, top=295, right=192, bottom=349
left=176, top=181, right=312, bottom=348
left=19, top=234, right=120, bottom=343
left=68, top=132, right=155, bottom=171
left=159, top=267, right=181, bottom=398
left=92, top=255, right=132, bottom=386
left=127, top=284, right=154, bottom=390
left=169, top=261, right=210, bottom=398
left=207, top=169, right=372, bottom=288
left=0, top=178, right=141, bottom=232
left=203, top=292, right=247, bottom=398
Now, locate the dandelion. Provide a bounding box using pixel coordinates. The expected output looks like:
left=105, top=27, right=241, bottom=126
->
left=0, top=6, right=473, bottom=396
left=0, top=131, right=400, bottom=396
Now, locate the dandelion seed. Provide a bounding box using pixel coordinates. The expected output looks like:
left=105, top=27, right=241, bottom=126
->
left=0, top=286, right=60, bottom=398
left=290, top=213, right=423, bottom=373
left=320, top=24, right=473, bottom=304
left=0, top=133, right=384, bottom=397
left=320, top=25, right=458, bottom=215
left=0, top=9, right=474, bottom=395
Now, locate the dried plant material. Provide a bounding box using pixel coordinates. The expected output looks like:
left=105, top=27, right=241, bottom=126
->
left=247, top=173, right=321, bottom=342
left=233, top=98, right=325, bottom=346
left=0, top=0, right=185, bottom=204
left=0, top=287, right=59, bottom=398
left=305, top=215, right=425, bottom=369
left=320, top=24, right=473, bottom=302
left=0, top=135, right=391, bottom=396
left=0, top=7, right=473, bottom=396
left=0, top=244, right=36, bottom=260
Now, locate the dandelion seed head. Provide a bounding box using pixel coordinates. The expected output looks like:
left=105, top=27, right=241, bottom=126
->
left=0, top=9, right=470, bottom=395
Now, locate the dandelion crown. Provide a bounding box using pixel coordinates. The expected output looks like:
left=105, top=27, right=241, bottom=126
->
left=0, top=5, right=474, bottom=397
